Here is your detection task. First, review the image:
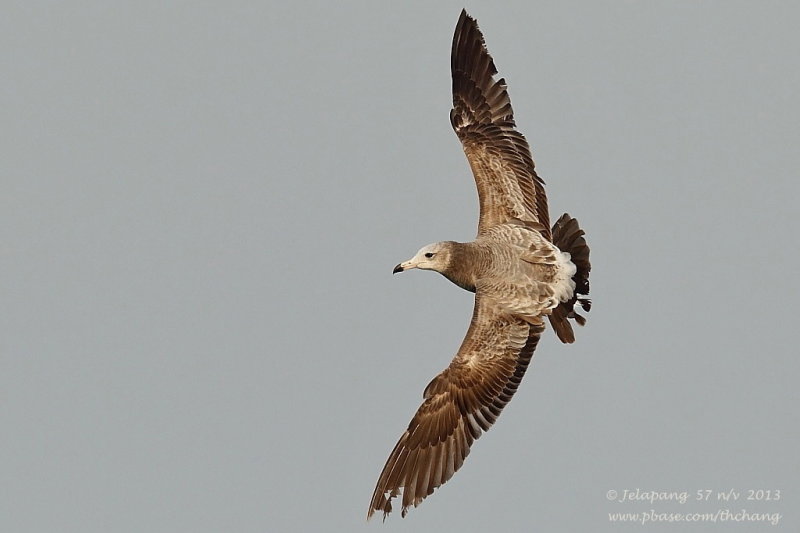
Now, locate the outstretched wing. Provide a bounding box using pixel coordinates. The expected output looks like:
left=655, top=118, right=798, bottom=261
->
left=451, top=9, right=550, bottom=239
left=368, top=296, right=545, bottom=519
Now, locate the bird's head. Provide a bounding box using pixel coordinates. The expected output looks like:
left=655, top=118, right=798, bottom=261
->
left=393, top=242, right=453, bottom=275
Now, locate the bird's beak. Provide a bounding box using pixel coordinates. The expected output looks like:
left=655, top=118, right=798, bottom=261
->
left=393, top=260, right=417, bottom=274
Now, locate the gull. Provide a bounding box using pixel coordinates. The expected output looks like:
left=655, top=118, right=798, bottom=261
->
left=368, top=9, right=591, bottom=520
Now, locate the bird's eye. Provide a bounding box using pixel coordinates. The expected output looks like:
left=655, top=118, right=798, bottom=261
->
left=424, top=252, right=435, bottom=259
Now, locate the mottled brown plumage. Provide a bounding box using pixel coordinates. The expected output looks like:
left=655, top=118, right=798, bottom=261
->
left=369, top=10, right=591, bottom=520
left=450, top=10, right=550, bottom=238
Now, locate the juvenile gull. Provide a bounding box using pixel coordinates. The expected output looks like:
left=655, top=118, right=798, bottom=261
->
left=368, top=9, right=591, bottom=520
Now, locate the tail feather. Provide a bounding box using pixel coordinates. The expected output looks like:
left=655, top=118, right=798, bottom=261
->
left=548, top=213, right=591, bottom=344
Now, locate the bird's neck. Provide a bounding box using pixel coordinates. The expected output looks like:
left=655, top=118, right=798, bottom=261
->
left=440, top=242, right=481, bottom=293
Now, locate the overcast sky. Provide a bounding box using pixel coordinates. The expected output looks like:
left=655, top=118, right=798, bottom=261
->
left=2, top=1, right=799, bottom=532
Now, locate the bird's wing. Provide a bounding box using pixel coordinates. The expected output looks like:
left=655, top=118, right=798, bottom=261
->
left=450, top=9, right=550, bottom=239
left=368, top=295, right=545, bottom=519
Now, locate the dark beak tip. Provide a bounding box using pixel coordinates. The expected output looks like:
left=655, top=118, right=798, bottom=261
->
left=393, top=264, right=404, bottom=274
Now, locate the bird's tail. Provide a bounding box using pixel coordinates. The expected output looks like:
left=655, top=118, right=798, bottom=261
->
left=548, top=213, right=591, bottom=343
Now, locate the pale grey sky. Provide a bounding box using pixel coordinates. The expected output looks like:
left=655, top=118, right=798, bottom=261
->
left=2, top=2, right=798, bottom=532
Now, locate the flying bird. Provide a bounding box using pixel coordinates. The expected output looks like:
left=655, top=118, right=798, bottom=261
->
left=368, top=10, right=591, bottom=520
